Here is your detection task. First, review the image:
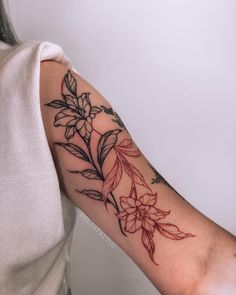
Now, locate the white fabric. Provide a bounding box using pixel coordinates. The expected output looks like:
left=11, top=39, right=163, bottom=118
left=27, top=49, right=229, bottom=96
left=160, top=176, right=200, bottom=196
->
left=0, top=40, right=77, bottom=295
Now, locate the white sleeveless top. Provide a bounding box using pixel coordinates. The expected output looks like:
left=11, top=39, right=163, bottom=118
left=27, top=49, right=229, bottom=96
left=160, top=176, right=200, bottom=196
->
left=0, top=40, right=77, bottom=295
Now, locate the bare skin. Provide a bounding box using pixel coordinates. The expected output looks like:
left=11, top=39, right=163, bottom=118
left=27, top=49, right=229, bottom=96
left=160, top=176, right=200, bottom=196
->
left=40, top=60, right=236, bottom=295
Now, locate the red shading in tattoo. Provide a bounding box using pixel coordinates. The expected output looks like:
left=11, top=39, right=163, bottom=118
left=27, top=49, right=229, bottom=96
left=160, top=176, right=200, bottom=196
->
left=45, top=70, right=195, bottom=264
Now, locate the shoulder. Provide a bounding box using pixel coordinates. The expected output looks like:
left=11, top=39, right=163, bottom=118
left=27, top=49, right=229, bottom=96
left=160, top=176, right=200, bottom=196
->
left=40, top=60, right=69, bottom=101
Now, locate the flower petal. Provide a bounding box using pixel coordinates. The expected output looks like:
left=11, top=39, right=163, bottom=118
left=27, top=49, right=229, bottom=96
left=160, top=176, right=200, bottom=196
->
left=84, top=103, right=91, bottom=116
left=139, top=193, right=157, bottom=206
left=142, top=217, right=155, bottom=232
left=78, top=92, right=91, bottom=114
left=87, top=117, right=92, bottom=124
left=116, top=210, right=128, bottom=221
left=126, top=212, right=137, bottom=222
left=64, top=94, right=80, bottom=111
left=67, top=118, right=79, bottom=127
left=82, top=122, right=93, bottom=141
left=65, top=126, right=76, bottom=140
left=80, top=127, right=86, bottom=138
left=120, top=197, right=136, bottom=213
left=148, top=207, right=170, bottom=221
left=85, top=121, right=93, bottom=133
left=76, top=120, right=86, bottom=137
left=125, top=216, right=142, bottom=233
left=54, top=108, right=77, bottom=127
left=90, top=106, right=102, bottom=116
left=76, top=119, right=85, bottom=130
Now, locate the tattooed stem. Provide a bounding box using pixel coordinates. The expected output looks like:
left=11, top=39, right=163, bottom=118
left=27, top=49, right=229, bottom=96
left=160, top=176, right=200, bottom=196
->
left=110, top=192, right=127, bottom=237
left=86, top=139, right=104, bottom=180
left=93, top=128, right=103, bottom=136
left=133, top=184, right=138, bottom=199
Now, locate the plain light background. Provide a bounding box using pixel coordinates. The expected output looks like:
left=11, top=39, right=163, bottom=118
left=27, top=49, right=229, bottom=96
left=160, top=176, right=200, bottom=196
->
left=8, top=0, right=236, bottom=294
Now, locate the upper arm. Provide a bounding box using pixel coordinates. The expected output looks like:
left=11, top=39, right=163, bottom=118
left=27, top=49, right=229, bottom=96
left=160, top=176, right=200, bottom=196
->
left=39, top=60, right=236, bottom=295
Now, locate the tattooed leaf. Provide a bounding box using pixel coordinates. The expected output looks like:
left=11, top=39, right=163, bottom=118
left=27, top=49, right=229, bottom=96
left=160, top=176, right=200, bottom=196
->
left=80, top=169, right=102, bottom=180
left=101, top=105, right=114, bottom=115
left=69, top=169, right=101, bottom=180
left=101, top=105, right=127, bottom=130
left=54, top=108, right=77, bottom=128
left=78, top=92, right=92, bottom=108
left=156, top=223, right=194, bottom=240
left=117, top=138, right=141, bottom=157
left=123, top=162, right=149, bottom=189
left=64, top=70, right=77, bottom=97
left=77, top=189, right=103, bottom=201
left=90, top=106, right=102, bottom=117
left=132, top=165, right=149, bottom=188
left=45, top=99, right=68, bottom=109
left=119, top=149, right=141, bottom=157
left=112, top=114, right=127, bottom=130
left=102, top=157, right=123, bottom=202
left=117, top=138, right=132, bottom=149
left=63, top=94, right=80, bottom=111
left=54, top=142, right=90, bottom=163
left=65, top=126, right=76, bottom=140
left=97, top=129, right=122, bottom=166
left=68, top=170, right=81, bottom=174
left=142, top=229, right=157, bottom=264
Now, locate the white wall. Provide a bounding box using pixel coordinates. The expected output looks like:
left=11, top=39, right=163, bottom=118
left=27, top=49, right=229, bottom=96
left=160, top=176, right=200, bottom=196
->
left=9, top=1, right=236, bottom=294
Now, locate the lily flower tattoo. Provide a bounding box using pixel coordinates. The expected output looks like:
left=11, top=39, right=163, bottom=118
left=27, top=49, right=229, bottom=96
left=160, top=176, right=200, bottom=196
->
left=45, top=70, right=194, bottom=264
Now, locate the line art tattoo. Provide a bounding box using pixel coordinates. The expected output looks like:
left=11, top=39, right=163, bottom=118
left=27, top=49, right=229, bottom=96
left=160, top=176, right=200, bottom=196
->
left=45, top=70, right=194, bottom=264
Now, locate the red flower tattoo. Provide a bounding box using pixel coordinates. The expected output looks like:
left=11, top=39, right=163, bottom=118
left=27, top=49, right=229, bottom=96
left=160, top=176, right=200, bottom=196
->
left=45, top=70, right=195, bottom=265
left=117, top=192, right=170, bottom=233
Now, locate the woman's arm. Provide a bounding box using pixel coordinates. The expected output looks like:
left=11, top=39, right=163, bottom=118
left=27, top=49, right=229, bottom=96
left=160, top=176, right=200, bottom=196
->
left=40, top=60, right=236, bottom=295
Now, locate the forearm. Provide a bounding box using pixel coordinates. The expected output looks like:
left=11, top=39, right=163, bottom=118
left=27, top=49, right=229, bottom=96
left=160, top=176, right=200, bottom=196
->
left=41, top=63, right=236, bottom=295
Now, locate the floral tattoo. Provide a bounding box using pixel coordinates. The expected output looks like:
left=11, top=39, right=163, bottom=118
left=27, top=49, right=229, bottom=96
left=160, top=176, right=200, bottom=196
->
left=45, top=70, right=194, bottom=264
